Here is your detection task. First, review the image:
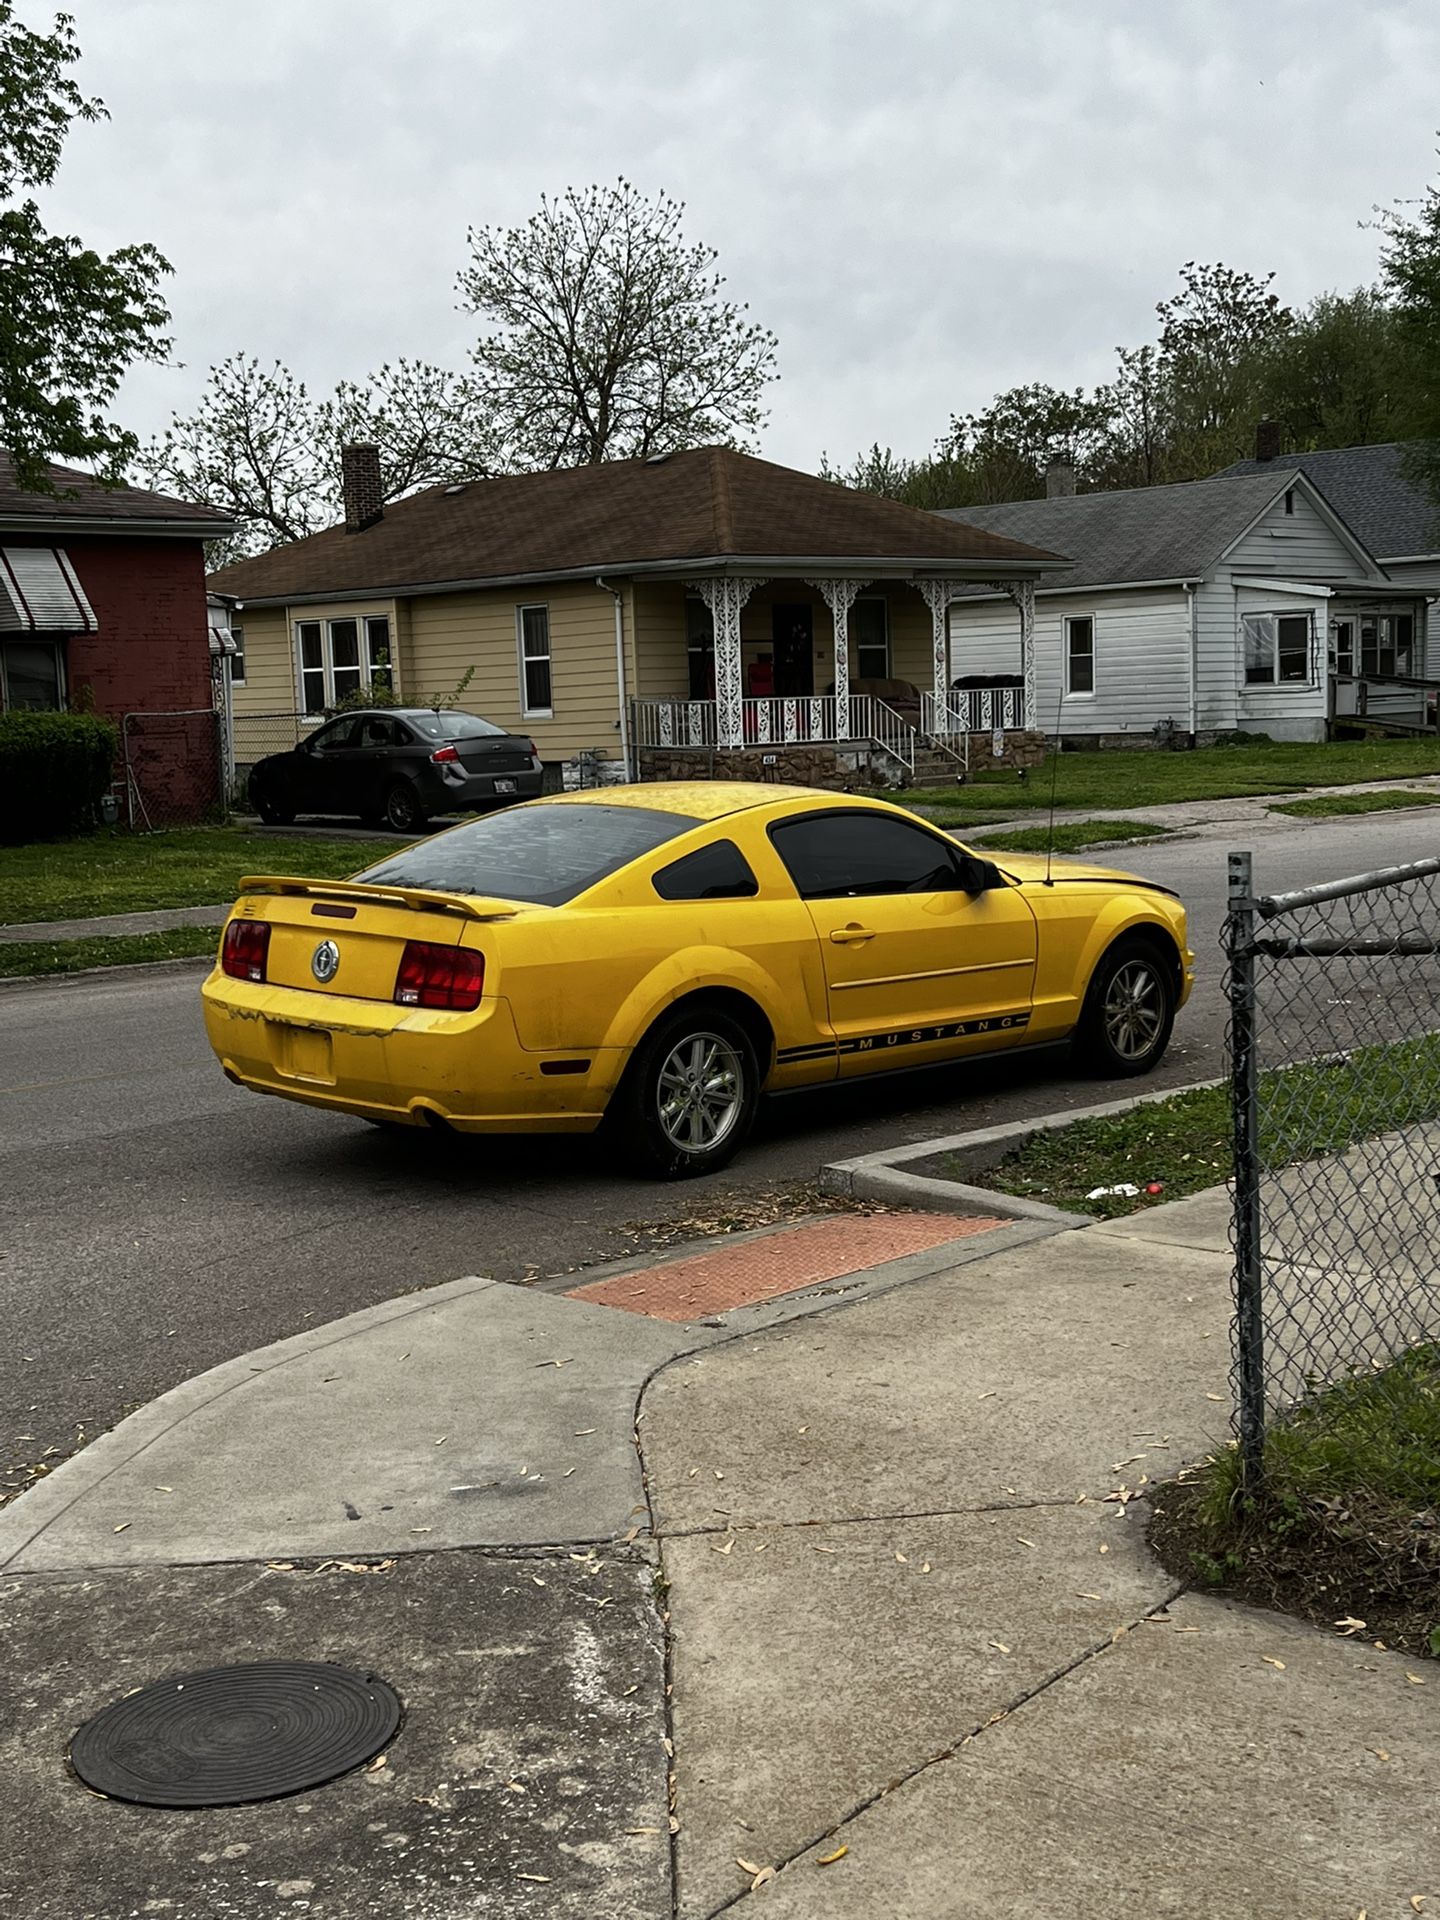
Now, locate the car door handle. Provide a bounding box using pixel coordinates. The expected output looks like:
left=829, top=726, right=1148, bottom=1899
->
left=830, top=924, right=875, bottom=943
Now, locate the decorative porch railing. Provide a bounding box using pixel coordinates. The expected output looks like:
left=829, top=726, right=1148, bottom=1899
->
left=631, top=695, right=918, bottom=773
left=923, top=686, right=1025, bottom=736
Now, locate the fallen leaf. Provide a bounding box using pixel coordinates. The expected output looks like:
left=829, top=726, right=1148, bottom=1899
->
left=623, top=1827, right=660, bottom=1835
left=531, top=1575, right=547, bottom=1587
left=753, top=1542, right=767, bottom=1552
left=365, top=1753, right=388, bottom=1772
left=713, top=1470, right=725, bottom=1481
left=154, top=1485, right=173, bottom=1493
left=517, top=1873, right=552, bottom=1884
left=1407, top=1673, right=1427, bottom=1686
left=813, top=1545, right=837, bottom=1555
left=113, top=1522, right=131, bottom=1534
left=1411, top=1899, right=1427, bottom=1914
left=434, top=1435, right=447, bottom=1446
left=504, top=1779, right=527, bottom=1794
left=622, top=1526, right=641, bottom=1545
left=1017, top=1537, right=1037, bottom=1549
left=818, top=1845, right=849, bottom=1866
left=1261, top=1657, right=1286, bottom=1671
left=751, top=1867, right=776, bottom=1890
left=712, top=1540, right=734, bottom=1556
left=895, top=1552, right=909, bottom=1564
left=1205, top=1393, right=1225, bottom=1402
left=989, top=1640, right=1011, bottom=1654
left=1334, top=1616, right=1367, bottom=1635
left=574, top=1429, right=596, bottom=1437
left=1098, top=1544, right=1110, bottom=1554
left=920, top=1562, right=932, bottom=1574
left=978, top=1390, right=997, bottom=1400
left=737, top=1857, right=762, bottom=1875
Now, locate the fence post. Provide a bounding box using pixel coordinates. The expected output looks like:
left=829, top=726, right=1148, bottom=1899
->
left=1226, top=849, right=1266, bottom=1489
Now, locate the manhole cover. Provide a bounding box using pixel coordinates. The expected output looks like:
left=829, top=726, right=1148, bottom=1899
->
left=70, top=1660, right=402, bottom=1808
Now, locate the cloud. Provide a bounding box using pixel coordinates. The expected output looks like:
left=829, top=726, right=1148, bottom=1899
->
left=35, top=0, right=1440, bottom=473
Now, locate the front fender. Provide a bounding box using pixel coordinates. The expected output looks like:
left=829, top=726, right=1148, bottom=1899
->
left=1071, top=898, right=1187, bottom=999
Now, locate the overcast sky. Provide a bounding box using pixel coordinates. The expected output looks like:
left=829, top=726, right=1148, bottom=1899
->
left=34, top=0, right=1440, bottom=476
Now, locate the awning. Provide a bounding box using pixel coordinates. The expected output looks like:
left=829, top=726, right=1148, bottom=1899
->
left=207, top=604, right=238, bottom=656
left=0, top=547, right=98, bottom=632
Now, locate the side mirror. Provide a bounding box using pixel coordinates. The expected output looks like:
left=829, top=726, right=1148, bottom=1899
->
left=956, top=855, right=1005, bottom=894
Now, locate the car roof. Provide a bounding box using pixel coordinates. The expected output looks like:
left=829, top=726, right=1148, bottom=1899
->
left=533, top=781, right=838, bottom=821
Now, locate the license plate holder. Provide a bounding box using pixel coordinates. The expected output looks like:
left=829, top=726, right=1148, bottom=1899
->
left=274, top=1023, right=334, bottom=1083
left=493, top=777, right=517, bottom=794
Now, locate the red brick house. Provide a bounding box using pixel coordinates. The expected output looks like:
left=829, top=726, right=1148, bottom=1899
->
left=0, top=457, right=233, bottom=820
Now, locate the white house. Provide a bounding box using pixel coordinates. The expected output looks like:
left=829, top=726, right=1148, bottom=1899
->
left=942, top=468, right=1435, bottom=745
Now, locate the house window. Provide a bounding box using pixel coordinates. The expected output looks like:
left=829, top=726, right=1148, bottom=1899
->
left=853, top=598, right=889, bottom=680
left=229, top=624, right=246, bottom=687
left=1284, top=489, right=1295, bottom=516
left=518, top=605, right=552, bottom=715
left=1243, top=611, right=1313, bottom=685
left=0, top=639, right=64, bottom=710
left=686, top=595, right=715, bottom=699
left=1359, top=613, right=1414, bottom=679
left=1065, top=615, right=1095, bottom=695
left=294, top=614, right=392, bottom=713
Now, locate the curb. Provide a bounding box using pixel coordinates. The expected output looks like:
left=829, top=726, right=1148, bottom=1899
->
left=0, top=1274, right=497, bottom=1575
left=0, top=954, right=216, bottom=993
left=820, top=1077, right=1222, bottom=1226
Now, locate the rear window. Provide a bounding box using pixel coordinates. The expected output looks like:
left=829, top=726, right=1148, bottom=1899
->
left=407, top=712, right=508, bottom=740
left=354, top=803, right=698, bottom=906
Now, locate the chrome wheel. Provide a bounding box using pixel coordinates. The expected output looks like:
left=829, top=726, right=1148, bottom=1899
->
left=1102, top=958, right=1166, bottom=1061
left=655, top=1031, right=745, bottom=1153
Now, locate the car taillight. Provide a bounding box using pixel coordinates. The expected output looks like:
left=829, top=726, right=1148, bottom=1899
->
left=430, top=743, right=460, bottom=764
left=394, top=941, right=485, bottom=1011
left=525, top=739, right=537, bottom=757
left=222, top=918, right=270, bottom=983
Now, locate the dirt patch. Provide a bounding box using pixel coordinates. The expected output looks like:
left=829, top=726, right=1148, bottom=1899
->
left=1148, top=1472, right=1440, bottom=1661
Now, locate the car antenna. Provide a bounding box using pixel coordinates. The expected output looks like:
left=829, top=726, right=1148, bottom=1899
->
left=1042, top=674, right=1065, bottom=888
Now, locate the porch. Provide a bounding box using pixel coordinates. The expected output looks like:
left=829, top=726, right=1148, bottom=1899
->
left=626, top=570, right=1041, bottom=783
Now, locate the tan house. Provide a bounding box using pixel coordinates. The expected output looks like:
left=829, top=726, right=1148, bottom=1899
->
left=210, top=446, right=1064, bottom=788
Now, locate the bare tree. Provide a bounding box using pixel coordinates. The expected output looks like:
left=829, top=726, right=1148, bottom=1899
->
left=141, top=354, right=495, bottom=561
left=457, top=181, right=779, bottom=468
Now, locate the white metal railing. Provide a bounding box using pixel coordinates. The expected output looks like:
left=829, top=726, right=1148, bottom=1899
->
left=923, top=686, right=1025, bottom=736
left=630, top=694, right=916, bottom=772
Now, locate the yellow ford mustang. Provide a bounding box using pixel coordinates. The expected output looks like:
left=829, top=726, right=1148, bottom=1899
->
left=202, top=782, right=1193, bottom=1178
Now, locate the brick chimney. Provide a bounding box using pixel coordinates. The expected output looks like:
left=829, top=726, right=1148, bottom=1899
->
left=341, top=443, right=384, bottom=533
left=1254, top=419, right=1282, bottom=464
left=1045, top=458, right=1075, bottom=498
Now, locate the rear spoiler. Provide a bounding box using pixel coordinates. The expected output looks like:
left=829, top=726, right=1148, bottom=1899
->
left=233, top=875, right=522, bottom=922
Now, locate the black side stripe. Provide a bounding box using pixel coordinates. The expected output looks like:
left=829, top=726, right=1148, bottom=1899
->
left=777, top=1011, right=1032, bottom=1064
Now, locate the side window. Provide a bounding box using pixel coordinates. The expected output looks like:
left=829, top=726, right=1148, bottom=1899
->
left=312, top=717, right=359, bottom=752
left=771, top=813, right=961, bottom=899
left=653, top=840, right=759, bottom=901
left=359, top=716, right=400, bottom=748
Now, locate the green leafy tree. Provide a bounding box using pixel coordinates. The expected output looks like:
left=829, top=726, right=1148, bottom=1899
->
left=1379, top=167, right=1440, bottom=495
left=0, top=3, right=170, bottom=490
left=947, top=383, right=1111, bottom=500
left=1153, top=261, right=1293, bottom=475
left=142, top=353, right=494, bottom=561
left=1257, top=287, right=1406, bottom=451
left=458, top=181, right=779, bottom=468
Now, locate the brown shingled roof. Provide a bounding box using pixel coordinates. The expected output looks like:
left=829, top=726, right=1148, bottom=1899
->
left=0, top=455, right=232, bottom=530
left=209, top=446, right=1064, bottom=601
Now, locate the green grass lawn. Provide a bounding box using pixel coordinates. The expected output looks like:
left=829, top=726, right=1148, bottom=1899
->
left=0, top=926, right=221, bottom=979
left=970, top=819, right=1170, bottom=855
left=896, top=738, right=1440, bottom=821
left=1268, top=788, right=1440, bottom=819
left=0, top=827, right=399, bottom=925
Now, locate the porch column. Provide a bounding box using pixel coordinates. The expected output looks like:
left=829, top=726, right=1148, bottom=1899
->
left=1000, top=581, right=1037, bottom=730
left=687, top=575, right=767, bottom=749
left=806, top=577, right=868, bottom=738
left=911, top=578, right=959, bottom=713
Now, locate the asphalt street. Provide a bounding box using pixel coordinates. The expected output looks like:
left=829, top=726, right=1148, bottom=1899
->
left=2, top=811, right=1435, bottom=1479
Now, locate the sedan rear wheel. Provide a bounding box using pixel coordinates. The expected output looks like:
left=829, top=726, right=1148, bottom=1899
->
left=384, top=780, right=427, bottom=834
left=608, top=1007, right=760, bottom=1178
left=1074, top=938, right=1176, bottom=1077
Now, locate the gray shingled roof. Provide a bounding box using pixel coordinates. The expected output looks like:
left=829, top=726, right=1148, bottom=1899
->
left=937, top=471, right=1293, bottom=592
left=1214, top=443, right=1440, bottom=559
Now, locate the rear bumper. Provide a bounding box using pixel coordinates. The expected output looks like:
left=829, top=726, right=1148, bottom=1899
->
left=426, top=765, right=545, bottom=811
left=201, top=971, right=623, bottom=1133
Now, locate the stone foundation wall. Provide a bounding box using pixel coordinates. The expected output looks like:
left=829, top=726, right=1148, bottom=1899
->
left=964, top=729, right=1046, bottom=773
left=637, top=745, right=888, bottom=791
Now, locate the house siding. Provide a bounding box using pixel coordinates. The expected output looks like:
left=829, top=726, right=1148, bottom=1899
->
left=1376, top=558, right=1440, bottom=678
left=1230, top=581, right=1329, bottom=740
left=950, top=587, right=1192, bottom=739
left=1223, top=487, right=1361, bottom=580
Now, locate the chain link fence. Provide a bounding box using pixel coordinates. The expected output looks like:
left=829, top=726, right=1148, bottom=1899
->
left=120, top=709, right=227, bottom=831
left=1225, top=850, right=1440, bottom=1560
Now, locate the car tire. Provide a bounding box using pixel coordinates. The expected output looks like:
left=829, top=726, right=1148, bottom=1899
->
left=254, top=794, right=296, bottom=826
left=606, top=1005, right=761, bottom=1179
left=1073, top=937, right=1176, bottom=1078
left=384, top=780, right=427, bottom=834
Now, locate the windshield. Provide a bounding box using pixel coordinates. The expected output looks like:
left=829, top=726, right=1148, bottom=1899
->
left=353, top=803, right=699, bottom=906
left=407, top=712, right=507, bottom=740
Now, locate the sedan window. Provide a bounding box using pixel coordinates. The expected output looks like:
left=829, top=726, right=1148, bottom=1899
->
left=770, top=812, right=962, bottom=899
left=358, top=716, right=404, bottom=748
left=409, top=712, right=508, bottom=741
left=355, top=803, right=700, bottom=906
left=310, top=717, right=359, bottom=752
left=653, top=840, right=759, bottom=901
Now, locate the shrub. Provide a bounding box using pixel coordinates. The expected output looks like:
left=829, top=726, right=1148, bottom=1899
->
left=0, top=709, right=118, bottom=843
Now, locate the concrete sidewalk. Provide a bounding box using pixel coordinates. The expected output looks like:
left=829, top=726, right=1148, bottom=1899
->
left=2, top=1191, right=1435, bottom=1916
left=0, top=900, right=228, bottom=942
